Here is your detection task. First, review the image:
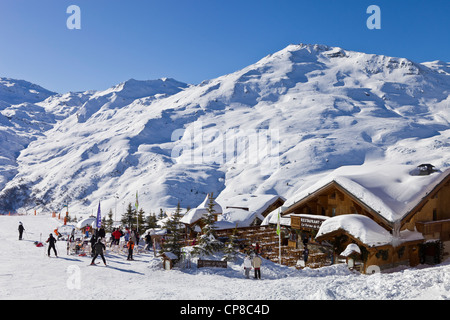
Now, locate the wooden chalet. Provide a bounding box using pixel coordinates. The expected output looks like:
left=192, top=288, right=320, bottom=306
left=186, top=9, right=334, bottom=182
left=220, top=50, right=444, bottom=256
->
left=219, top=194, right=285, bottom=227
left=265, top=164, right=450, bottom=273
left=180, top=193, right=223, bottom=239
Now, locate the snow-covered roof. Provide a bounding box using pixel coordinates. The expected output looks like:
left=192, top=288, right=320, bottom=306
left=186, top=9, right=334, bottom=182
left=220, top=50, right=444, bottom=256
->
left=340, top=243, right=361, bottom=257
left=218, top=194, right=284, bottom=228
left=180, top=194, right=223, bottom=225
left=76, top=216, right=96, bottom=229
left=163, top=252, right=178, bottom=260
left=283, top=163, right=450, bottom=223
left=316, top=214, right=424, bottom=247
left=316, top=214, right=393, bottom=247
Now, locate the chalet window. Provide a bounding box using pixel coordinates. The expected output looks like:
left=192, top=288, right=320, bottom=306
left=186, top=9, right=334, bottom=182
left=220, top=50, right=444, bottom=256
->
left=433, top=209, right=437, bottom=221
left=332, top=208, right=336, bottom=217
left=329, top=192, right=336, bottom=199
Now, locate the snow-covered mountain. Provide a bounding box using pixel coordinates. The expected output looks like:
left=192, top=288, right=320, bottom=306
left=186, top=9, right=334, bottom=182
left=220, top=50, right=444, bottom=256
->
left=0, top=44, right=449, bottom=216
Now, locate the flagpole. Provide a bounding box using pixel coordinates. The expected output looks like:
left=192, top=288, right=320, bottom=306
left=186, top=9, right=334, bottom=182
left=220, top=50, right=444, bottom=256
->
left=135, top=191, right=139, bottom=232
left=96, top=201, right=101, bottom=230
left=277, top=208, right=281, bottom=265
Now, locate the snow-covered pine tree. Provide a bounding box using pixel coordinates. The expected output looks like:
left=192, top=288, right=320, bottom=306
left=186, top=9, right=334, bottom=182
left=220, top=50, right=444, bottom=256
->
left=104, top=209, right=114, bottom=233
left=192, top=193, right=223, bottom=257
left=223, top=225, right=239, bottom=262
left=144, top=212, right=158, bottom=229
left=121, top=202, right=136, bottom=229
left=137, top=208, right=145, bottom=234
left=161, top=202, right=184, bottom=260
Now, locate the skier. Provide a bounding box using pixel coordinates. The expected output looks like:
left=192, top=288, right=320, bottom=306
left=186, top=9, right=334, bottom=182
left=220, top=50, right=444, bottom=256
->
left=91, top=239, right=107, bottom=266
left=90, top=233, right=97, bottom=257
left=124, top=227, right=130, bottom=242
left=243, top=254, right=252, bottom=279
left=127, top=239, right=134, bottom=261
left=98, top=227, right=106, bottom=239
left=112, top=228, right=122, bottom=245
left=252, top=254, right=262, bottom=279
left=46, top=233, right=58, bottom=257
left=303, top=246, right=309, bottom=265
left=18, top=222, right=25, bottom=240
left=144, top=233, right=152, bottom=251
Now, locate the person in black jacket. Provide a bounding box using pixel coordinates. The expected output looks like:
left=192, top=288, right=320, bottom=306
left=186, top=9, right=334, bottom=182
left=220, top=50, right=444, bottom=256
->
left=91, top=239, right=107, bottom=266
left=18, top=222, right=25, bottom=240
left=46, top=233, right=58, bottom=257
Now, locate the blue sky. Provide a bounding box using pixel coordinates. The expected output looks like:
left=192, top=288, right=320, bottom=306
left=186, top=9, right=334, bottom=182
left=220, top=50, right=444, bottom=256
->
left=0, top=0, right=449, bottom=93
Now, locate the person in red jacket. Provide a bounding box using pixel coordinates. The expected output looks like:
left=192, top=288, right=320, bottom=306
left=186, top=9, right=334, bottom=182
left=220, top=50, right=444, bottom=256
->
left=112, top=228, right=122, bottom=246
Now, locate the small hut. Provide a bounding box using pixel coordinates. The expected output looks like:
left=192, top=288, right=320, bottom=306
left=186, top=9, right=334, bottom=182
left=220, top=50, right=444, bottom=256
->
left=339, top=243, right=362, bottom=270
left=162, top=252, right=178, bottom=270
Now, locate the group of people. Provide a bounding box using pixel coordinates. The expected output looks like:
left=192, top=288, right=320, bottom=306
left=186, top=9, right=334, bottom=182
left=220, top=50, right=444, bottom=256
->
left=90, top=226, right=142, bottom=265
left=110, top=227, right=142, bottom=261
left=19, top=221, right=147, bottom=266
left=243, top=254, right=263, bottom=279
left=18, top=222, right=58, bottom=257
left=18, top=221, right=270, bottom=276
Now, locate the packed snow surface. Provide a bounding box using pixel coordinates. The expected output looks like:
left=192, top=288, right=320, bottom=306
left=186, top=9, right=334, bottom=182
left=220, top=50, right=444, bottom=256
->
left=2, top=214, right=450, bottom=300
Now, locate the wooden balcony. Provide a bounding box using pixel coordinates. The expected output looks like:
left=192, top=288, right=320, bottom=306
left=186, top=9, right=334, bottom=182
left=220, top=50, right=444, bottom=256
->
left=415, top=219, right=450, bottom=241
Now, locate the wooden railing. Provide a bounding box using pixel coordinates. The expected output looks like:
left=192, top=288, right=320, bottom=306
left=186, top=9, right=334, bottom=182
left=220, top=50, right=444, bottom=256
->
left=416, top=219, right=450, bottom=241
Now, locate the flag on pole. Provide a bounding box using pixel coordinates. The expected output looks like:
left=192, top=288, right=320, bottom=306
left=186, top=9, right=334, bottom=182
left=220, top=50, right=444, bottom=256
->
left=96, top=201, right=101, bottom=229
left=135, top=191, right=139, bottom=211
left=277, top=208, right=281, bottom=264
left=276, top=209, right=281, bottom=236
left=135, top=191, right=139, bottom=231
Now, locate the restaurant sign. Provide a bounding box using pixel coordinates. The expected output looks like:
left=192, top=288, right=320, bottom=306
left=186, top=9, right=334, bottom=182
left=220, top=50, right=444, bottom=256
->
left=300, top=217, right=324, bottom=230
left=291, top=215, right=327, bottom=231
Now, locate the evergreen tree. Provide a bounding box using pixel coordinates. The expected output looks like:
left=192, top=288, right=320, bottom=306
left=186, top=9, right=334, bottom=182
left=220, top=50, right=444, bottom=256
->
left=145, top=212, right=158, bottom=229
left=223, top=225, right=239, bottom=262
left=161, top=202, right=184, bottom=260
left=158, top=208, right=166, bottom=220
left=137, top=208, right=145, bottom=234
left=192, top=194, right=223, bottom=257
left=104, top=209, right=114, bottom=233
left=121, top=202, right=136, bottom=229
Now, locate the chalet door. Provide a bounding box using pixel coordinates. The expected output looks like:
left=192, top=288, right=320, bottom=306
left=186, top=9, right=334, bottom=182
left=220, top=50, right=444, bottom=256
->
left=408, top=246, right=419, bottom=267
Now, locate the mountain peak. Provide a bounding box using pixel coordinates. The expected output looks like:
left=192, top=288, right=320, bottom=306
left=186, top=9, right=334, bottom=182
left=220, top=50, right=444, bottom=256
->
left=107, top=78, right=188, bottom=98
left=0, top=77, right=56, bottom=105
left=0, top=44, right=449, bottom=214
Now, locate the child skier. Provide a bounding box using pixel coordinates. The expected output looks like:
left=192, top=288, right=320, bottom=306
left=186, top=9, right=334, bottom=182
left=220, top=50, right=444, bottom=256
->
left=127, top=239, right=134, bottom=261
